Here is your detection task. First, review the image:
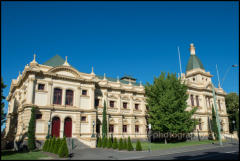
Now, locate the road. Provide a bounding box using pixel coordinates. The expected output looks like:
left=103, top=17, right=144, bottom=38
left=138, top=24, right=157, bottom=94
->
left=136, top=143, right=239, bottom=160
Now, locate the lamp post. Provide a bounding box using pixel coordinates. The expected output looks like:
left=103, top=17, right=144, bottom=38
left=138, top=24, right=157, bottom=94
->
left=91, top=120, right=95, bottom=138
left=232, top=120, right=235, bottom=131
left=148, top=124, right=151, bottom=152
left=46, top=120, right=51, bottom=139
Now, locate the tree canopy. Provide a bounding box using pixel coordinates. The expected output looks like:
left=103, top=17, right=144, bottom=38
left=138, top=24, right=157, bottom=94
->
left=1, top=77, right=7, bottom=127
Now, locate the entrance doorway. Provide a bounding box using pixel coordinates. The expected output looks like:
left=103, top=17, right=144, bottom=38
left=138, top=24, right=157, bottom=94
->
left=52, top=117, right=60, bottom=137
left=64, top=117, right=72, bottom=137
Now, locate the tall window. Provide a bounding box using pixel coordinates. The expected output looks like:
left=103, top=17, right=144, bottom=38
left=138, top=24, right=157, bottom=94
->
left=199, top=119, right=202, bottom=130
left=53, top=88, right=62, bottom=105
left=65, top=90, right=73, bottom=106
left=109, top=124, right=114, bottom=133
left=95, top=99, right=99, bottom=107
left=196, top=96, right=199, bottom=107
left=190, top=95, right=194, bottom=106
left=218, top=100, right=221, bottom=111
left=135, top=125, right=139, bottom=133
left=123, top=102, right=127, bottom=109
left=38, top=84, right=45, bottom=90
left=82, top=90, right=87, bottom=96
left=123, top=125, right=127, bottom=133
left=110, top=101, right=114, bottom=108
left=135, top=104, right=139, bottom=110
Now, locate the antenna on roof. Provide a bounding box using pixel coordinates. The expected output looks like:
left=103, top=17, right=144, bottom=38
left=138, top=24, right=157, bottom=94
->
left=177, top=46, right=183, bottom=78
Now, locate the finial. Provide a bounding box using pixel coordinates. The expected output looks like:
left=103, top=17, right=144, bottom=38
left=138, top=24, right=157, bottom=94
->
left=63, top=56, right=70, bottom=66
left=190, top=43, right=196, bottom=55
left=30, top=53, right=38, bottom=65
left=103, top=73, right=107, bottom=80
left=117, top=76, right=120, bottom=82
left=91, top=66, right=95, bottom=75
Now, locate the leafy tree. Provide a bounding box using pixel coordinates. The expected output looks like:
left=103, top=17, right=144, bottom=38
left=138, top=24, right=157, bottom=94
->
left=28, top=107, right=36, bottom=151
left=54, top=138, right=61, bottom=154
left=236, top=110, right=239, bottom=138
left=211, top=106, right=219, bottom=140
left=97, top=137, right=102, bottom=148
left=112, top=137, right=118, bottom=149
left=118, top=138, right=123, bottom=150
left=102, top=100, right=107, bottom=139
left=123, top=138, right=127, bottom=150
left=1, top=77, right=7, bottom=127
left=127, top=137, right=134, bottom=151
left=225, top=93, right=239, bottom=133
left=58, top=137, right=69, bottom=158
left=136, top=139, right=142, bottom=151
left=145, top=72, right=197, bottom=143
left=107, top=137, right=112, bottom=148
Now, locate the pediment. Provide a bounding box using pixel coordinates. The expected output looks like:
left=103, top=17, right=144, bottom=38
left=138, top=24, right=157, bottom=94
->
left=206, top=83, right=213, bottom=90
left=108, top=94, right=118, bottom=99
left=47, top=66, right=80, bottom=78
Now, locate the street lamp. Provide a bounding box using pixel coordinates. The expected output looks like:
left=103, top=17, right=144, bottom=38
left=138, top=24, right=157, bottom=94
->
left=91, top=120, right=95, bottom=138
left=46, top=120, right=51, bottom=139
left=148, top=124, right=151, bottom=152
left=232, top=120, right=236, bottom=131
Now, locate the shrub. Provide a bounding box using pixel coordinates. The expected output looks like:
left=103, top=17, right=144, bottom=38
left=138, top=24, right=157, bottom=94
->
left=112, top=138, right=118, bottom=149
left=118, top=138, right=123, bottom=150
left=42, top=139, right=49, bottom=151
left=103, top=137, right=108, bottom=148
left=107, top=137, right=112, bottom=148
left=28, top=107, right=36, bottom=151
left=46, top=137, right=52, bottom=152
left=123, top=138, right=127, bottom=150
left=50, top=136, right=56, bottom=153
left=135, top=139, right=142, bottom=151
left=127, top=137, right=134, bottom=151
left=58, top=137, right=69, bottom=158
left=97, top=137, right=102, bottom=148
left=53, top=138, right=61, bottom=154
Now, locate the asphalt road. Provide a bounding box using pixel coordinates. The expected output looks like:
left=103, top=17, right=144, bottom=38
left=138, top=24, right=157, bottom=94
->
left=136, top=144, right=239, bottom=160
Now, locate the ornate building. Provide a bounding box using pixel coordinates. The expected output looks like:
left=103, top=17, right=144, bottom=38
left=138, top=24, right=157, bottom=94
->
left=4, top=43, right=230, bottom=148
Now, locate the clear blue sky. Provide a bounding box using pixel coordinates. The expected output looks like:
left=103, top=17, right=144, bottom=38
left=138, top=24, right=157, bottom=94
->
left=1, top=1, right=239, bottom=124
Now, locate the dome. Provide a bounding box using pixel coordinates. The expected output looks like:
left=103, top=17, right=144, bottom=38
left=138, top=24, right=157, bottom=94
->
left=186, top=55, right=205, bottom=72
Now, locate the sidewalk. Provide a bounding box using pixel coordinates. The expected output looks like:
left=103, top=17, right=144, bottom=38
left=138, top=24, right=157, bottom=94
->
left=69, top=141, right=238, bottom=160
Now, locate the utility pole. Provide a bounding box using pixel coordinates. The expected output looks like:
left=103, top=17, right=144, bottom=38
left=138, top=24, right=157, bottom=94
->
left=177, top=46, right=183, bottom=79
left=211, top=83, right=223, bottom=146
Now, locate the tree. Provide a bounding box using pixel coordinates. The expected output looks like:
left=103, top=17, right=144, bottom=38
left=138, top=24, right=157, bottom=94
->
left=123, top=138, right=127, bottom=150
left=127, top=136, right=134, bottom=151
left=236, top=110, right=239, bottom=138
left=107, top=137, right=112, bottom=148
left=102, top=100, right=107, bottom=139
left=97, top=137, right=102, bottom=148
left=54, top=138, right=61, bottom=154
left=50, top=136, right=56, bottom=153
left=145, top=72, right=197, bottom=143
left=112, top=137, right=118, bottom=149
left=225, top=93, right=239, bottom=133
left=211, top=106, right=219, bottom=140
left=1, top=77, right=7, bottom=127
left=42, top=139, right=49, bottom=152
left=118, top=138, right=123, bottom=150
left=58, top=137, right=69, bottom=158
left=47, top=137, right=52, bottom=152
left=28, top=106, right=36, bottom=151
left=136, top=139, right=142, bottom=151
left=103, top=137, right=108, bottom=148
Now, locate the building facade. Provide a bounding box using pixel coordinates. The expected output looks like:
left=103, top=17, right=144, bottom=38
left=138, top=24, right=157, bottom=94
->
left=4, top=43, right=230, bottom=148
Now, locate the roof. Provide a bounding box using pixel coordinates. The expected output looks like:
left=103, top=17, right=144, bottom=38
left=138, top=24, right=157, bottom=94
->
left=186, top=55, right=205, bottom=72
left=120, top=75, right=137, bottom=81
left=42, top=54, right=65, bottom=67
left=96, top=75, right=140, bottom=86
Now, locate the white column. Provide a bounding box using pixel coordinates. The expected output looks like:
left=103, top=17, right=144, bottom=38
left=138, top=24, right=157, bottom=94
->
left=62, top=89, right=66, bottom=106
left=27, top=76, right=35, bottom=104
left=47, top=82, right=53, bottom=105
left=60, top=119, right=64, bottom=138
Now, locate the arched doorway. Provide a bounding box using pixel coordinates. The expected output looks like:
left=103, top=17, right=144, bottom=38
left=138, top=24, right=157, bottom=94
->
left=52, top=117, right=60, bottom=137
left=64, top=117, right=72, bottom=137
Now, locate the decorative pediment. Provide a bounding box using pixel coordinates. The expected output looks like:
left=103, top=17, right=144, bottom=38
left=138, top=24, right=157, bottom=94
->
left=123, top=119, right=128, bottom=124
left=121, top=96, right=129, bottom=101
left=47, top=66, right=81, bottom=78
left=108, top=94, right=118, bottom=99
left=206, top=83, right=213, bottom=90
left=109, top=118, right=115, bottom=124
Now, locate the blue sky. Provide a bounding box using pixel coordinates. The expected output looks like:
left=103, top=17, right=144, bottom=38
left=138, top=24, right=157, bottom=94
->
left=1, top=1, right=239, bottom=126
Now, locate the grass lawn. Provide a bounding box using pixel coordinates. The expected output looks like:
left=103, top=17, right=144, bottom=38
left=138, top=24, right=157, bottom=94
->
left=1, top=150, right=49, bottom=160
left=132, top=140, right=221, bottom=151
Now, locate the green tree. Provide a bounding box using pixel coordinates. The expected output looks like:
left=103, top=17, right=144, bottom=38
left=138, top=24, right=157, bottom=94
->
left=58, top=137, right=69, bottom=158
left=97, top=137, right=102, bottom=148
left=145, top=72, right=197, bottom=143
left=54, top=138, right=61, bottom=154
left=112, top=137, right=118, bottom=149
left=28, top=106, right=36, bottom=151
left=236, top=110, right=239, bottom=138
left=103, top=137, right=108, bottom=148
left=118, top=138, right=123, bottom=150
left=50, top=136, right=56, bottom=153
left=42, top=139, right=49, bottom=152
left=225, top=93, right=239, bottom=133
left=107, top=137, right=112, bottom=148
left=136, top=139, right=142, bottom=151
left=123, top=138, right=127, bottom=150
left=127, top=137, right=134, bottom=151
left=211, top=106, right=219, bottom=140
left=102, top=100, right=107, bottom=139
left=1, top=77, right=7, bottom=127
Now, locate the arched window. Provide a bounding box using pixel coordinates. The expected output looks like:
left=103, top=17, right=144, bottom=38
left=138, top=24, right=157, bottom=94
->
left=196, top=96, right=199, bottom=107
left=53, top=88, right=62, bottom=105
left=65, top=90, right=73, bottom=106
left=190, top=95, right=194, bottom=106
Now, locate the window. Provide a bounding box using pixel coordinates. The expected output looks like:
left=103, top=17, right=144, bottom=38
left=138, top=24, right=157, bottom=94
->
left=82, top=90, right=87, bottom=96
left=65, top=90, right=73, bottom=106
left=135, top=125, right=139, bottom=133
left=36, top=114, right=42, bottom=119
left=81, top=116, right=86, bottom=122
left=109, top=124, right=114, bottom=133
left=196, top=96, right=199, bottom=107
left=95, top=99, right=99, bottom=107
left=38, top=84, right=45, bottom=90
left=53, top=88, right=62, bottom=105
left=123, top=125, right=127, bottom=133
left=123, top=102, right=127, bottom=109
left=190, top=95, right=194, bottom=106
left=199, top=119, right=202, bottom=130
left=193, top=78, right=195, bottom=81
left=218, top=100, right=221, bottom=111
left=135, top=104, right=139, bottom=110
left=110, top=101, right=114, bottom=108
